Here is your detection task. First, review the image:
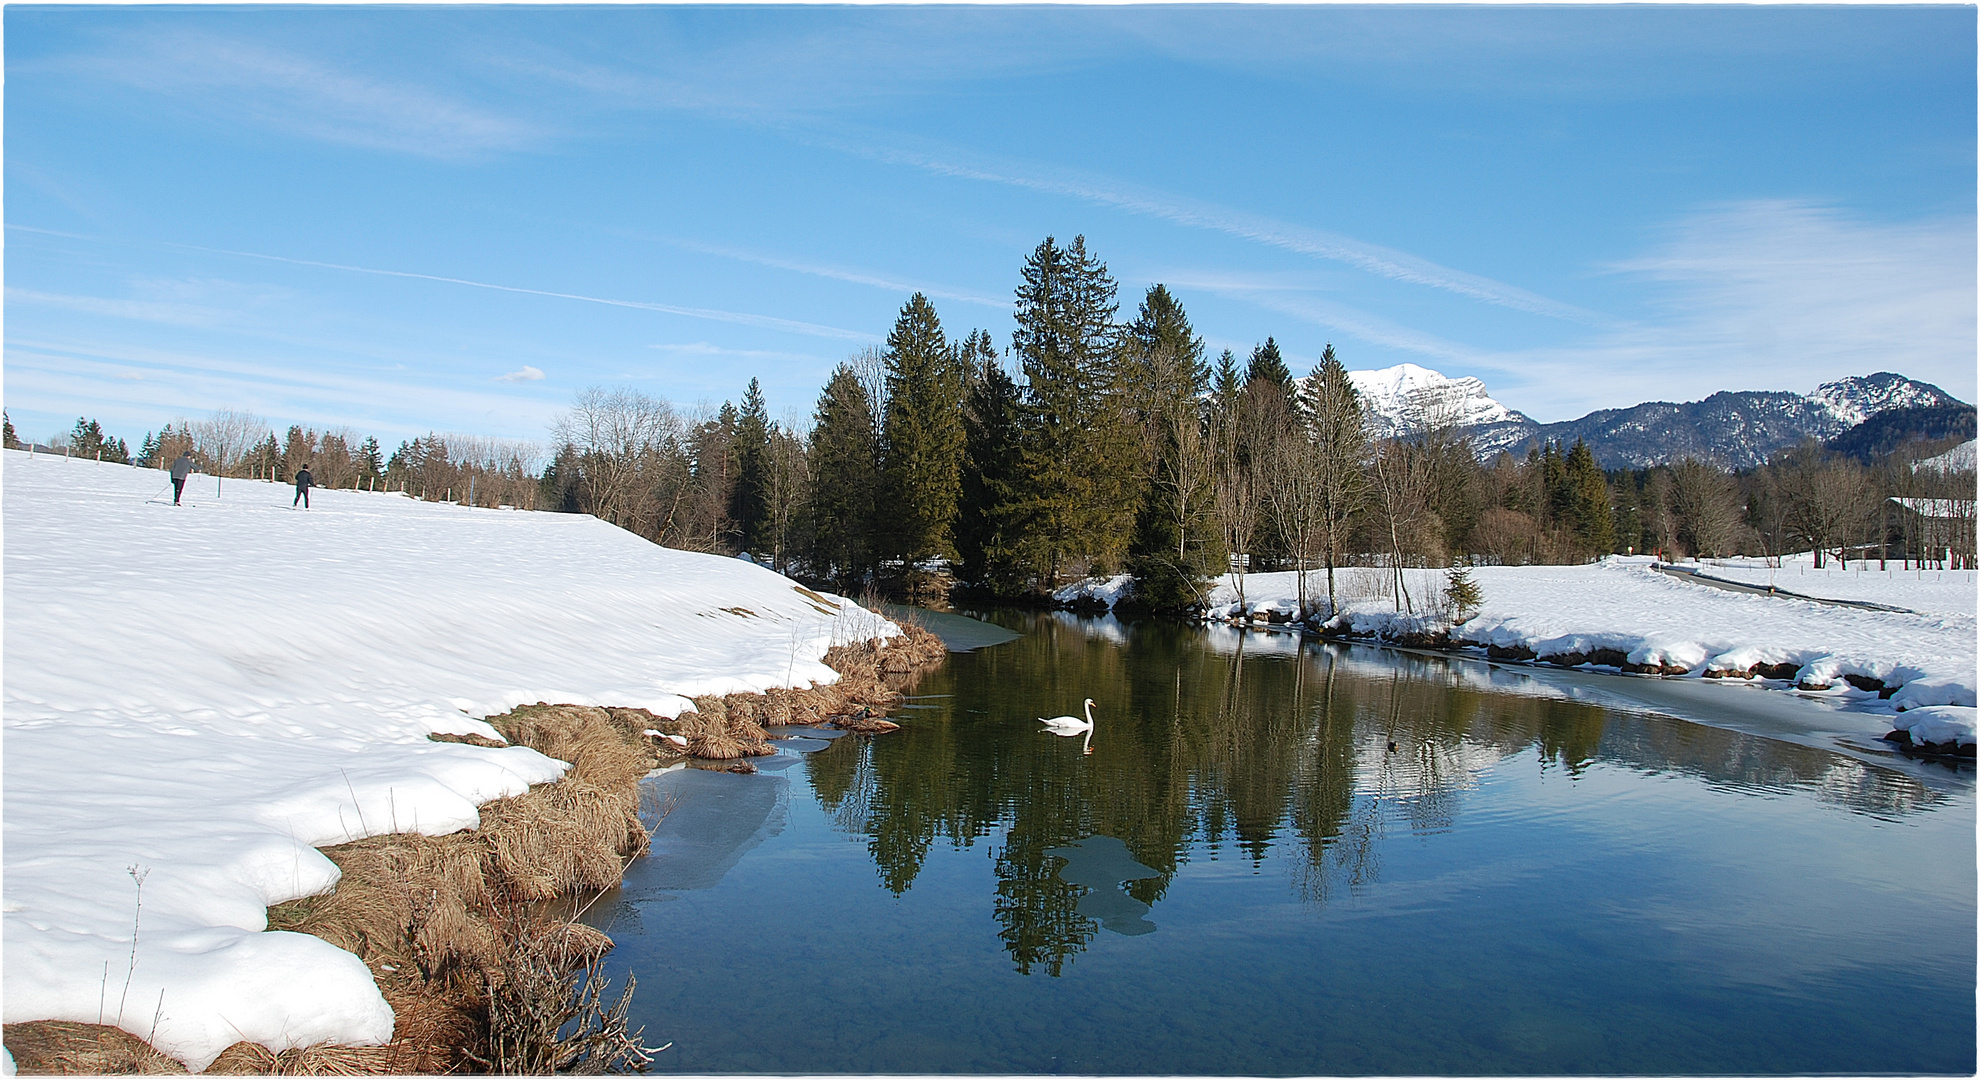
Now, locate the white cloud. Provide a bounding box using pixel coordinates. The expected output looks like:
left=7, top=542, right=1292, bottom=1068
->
left=6, top=288, right=234, bottom=327
left=494, top=365, right=545, bottom=383
left=174, top=242, right=881, bottom=342
left=55, top=31, right=541, bottom=158
left=1480, top=201, right=1977, bottom=420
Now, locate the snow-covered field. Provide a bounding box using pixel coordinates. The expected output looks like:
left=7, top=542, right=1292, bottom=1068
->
left=1061, top=556, right=1976, bottom=745
left=3, top=451, right=895, bottom=1069
left=1681, top=553, right=1976, bottom=617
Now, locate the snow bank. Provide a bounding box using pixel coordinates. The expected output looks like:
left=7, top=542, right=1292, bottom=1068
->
left=3, top=452, right=896, bottom=1068
left=1054, top=573, right=1133, bottom=608
left=1890, top=705, right=1977, bottom=748
left=1193, top=559, right=1975, bottom=714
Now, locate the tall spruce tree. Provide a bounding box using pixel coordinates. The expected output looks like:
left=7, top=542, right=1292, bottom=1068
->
left=956, top=349, right=1031, bottom=596
left=1246, top=337, right=1289, bottom=385
left=1241, top=338, right=1299, bottom=572
left=1563, top=439, right=1616, bottom=557
left=1009, top=234, right=1133, bottom=586
left=808, top=364, right=882, bottom=589
left=730, top=379, right=773, bottom=555
left=1306, top=344, right=1370, bottom=616
left=879, top=294, right=968, bottom=578
left=1123, top=284, right=1220, bottom=610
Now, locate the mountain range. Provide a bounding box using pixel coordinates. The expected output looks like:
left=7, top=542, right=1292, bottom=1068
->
left=1334, top=366, right=1974, bottom=471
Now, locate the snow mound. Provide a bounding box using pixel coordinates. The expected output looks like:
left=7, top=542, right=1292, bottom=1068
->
left=3, top=452, right=897, bottom=1069
left=1890, top=706, right=1977, bottom=747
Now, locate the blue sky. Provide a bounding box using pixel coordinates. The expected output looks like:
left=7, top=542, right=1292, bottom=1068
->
left=5, top=5, right=1974, bottom=449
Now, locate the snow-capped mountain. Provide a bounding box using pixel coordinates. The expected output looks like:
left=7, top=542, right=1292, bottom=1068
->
left=1333, top=365, right=1969, bottom=470
left=1808, top=372, right=1964, bottom=427
left=1342, top=363, right=1530, bottom=437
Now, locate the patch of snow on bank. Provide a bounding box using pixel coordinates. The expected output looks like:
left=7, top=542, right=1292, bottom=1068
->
left=1055, top=573, right=1133, bottom=608
left=1203, top=559, right=1974, bottom=712
left=3, top=452, right=896, bottom=1069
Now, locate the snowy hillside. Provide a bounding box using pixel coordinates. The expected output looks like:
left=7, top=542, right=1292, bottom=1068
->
left=2, top=451, right=895, bottom=1069
left=1915, top=438, right=1977, bottom=474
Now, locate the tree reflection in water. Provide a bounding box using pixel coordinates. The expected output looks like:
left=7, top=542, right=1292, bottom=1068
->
left=803, top=610, right=1940, bottom=975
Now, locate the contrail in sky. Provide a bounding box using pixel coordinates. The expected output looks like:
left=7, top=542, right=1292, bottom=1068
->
left=803, top=132, right=1603, bottom=325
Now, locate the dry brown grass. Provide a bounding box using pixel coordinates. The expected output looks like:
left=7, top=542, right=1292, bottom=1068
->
left=257, top=704, right=663, bottom=1075
left=201, top=1040, right=399, bottom=1075
left=4, top=1020, right=189, bottom=1075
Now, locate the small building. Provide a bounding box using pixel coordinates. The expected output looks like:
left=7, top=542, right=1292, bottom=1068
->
left=1887, top=497, right=1976, bottom=570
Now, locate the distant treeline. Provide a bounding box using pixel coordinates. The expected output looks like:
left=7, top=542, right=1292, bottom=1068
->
left=10, top=234, right=1974, bottom=607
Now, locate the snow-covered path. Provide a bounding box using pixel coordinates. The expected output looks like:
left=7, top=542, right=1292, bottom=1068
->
left=1682, top=554, right=1976, bottom=618
left=3, top=451, right=893, bottom=1068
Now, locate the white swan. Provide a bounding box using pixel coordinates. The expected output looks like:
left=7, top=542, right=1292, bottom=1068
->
left=1040, top=698, right=1095, bottom=736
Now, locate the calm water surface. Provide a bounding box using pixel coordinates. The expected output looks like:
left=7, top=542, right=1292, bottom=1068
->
left=588, top=611, right=1975, bottom=1075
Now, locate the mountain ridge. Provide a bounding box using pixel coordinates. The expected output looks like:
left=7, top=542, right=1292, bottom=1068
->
left=1331, top=364, right=1970, bottom=470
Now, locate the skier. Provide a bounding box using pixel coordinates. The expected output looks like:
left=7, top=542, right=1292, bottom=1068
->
left=170, top=451, right=194, bottom=505
left=294, top=463, right=314, bottom=509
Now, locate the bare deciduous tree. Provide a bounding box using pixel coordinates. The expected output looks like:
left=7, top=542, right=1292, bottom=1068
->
left=191, top=409, right=268, bottom=479
left=1668, top=458, right=1743, bottom=558
left=553, top=387, right=689, bottom=536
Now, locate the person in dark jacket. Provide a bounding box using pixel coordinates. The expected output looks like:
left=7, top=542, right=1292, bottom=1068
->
left=170, top=451, right=194, bottom=505
left=294, top=463, right=314, bottom=509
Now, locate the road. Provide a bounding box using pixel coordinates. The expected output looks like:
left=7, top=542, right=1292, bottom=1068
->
left=1650, top=564, right=1918, bottom=614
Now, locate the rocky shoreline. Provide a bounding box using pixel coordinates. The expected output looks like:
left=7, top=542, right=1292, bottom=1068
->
left=1304, top=619, right=1975, bottom=762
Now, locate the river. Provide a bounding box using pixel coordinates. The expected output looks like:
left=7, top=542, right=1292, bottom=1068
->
left=584, top=609, right=1975, bottom=1075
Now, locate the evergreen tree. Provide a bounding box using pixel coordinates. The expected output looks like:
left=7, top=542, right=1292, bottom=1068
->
left=956, top=354, right=1031, bottom=596
left=1245, top=337, right=1299, bottom=416
left=539, top=443, right=585, bottom=513
left=1563, top=439, right=1616, bottom=557
left=68, top=417, right=127, bottom=462
left=879, top=293, right=968, bottom=577
left=1009, top=234, right=1133, bottom=586
left=730, top=379, right=773, bottom=555
left=1307, top=344, right=1370, bottom=616
left=137, top=431, right=158, bottom=467
left=807, top=364, right=882, bottom=591
left=1123, top=284, right=1219, bottom=610
left=1212, top=349, right=1242, bottom=404
left=358, top=436, right=384, bottom=483
left=250, top=433, right=280, bottom=480
left=2, top=412, right=16, bottom=450
left=1445, top=561, right=1484, bottom=622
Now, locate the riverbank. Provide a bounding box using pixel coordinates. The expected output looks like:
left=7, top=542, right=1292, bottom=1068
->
left=1, top=451, right=926, bottom=1071
left=1055, top=558, right=1977, bottom=752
